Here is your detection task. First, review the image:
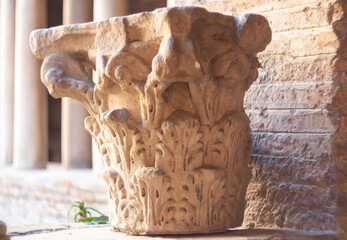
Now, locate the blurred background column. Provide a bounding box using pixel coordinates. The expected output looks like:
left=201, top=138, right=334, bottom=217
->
left=0, top=0, right=15, bottom=166
left=13, top=0, right=48, bottom=168
left=166, top=0, right=175, bottom=7
left=61, top=0, right=93, bottom=169
left=92, top=0, right=129, bottom=174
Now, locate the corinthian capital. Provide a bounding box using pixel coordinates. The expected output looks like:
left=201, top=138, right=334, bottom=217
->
left=30, top=7, right=271, bottom=235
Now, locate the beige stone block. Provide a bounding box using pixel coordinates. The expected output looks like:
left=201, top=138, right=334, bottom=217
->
left=264, top=2, right=343, bottom=33
left=247, top=109, right=338, bottom=133
left=265, top=28, right=339, bottom=57
left=245, top=82, right=335, bottom=110
left=256, top=54, right=335, bottom=84
left=30, top=7, right=271, bottom=235
left=251, top=133, right=332, bottom=160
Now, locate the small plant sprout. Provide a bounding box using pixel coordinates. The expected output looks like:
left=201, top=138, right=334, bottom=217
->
left=67, top=200, right=109, bottom=225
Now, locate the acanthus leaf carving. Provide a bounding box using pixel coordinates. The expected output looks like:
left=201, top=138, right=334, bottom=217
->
left=30, top=7, right=271, bottom=235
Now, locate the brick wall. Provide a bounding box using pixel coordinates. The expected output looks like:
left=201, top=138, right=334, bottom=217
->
left=170, top=0, right=346, bottom=236
left=331, top=1, right=347, bottom=237
left=0, top=167, right=108, bottom=226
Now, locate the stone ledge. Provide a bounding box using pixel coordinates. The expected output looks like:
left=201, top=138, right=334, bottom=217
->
left=7, top=224, right=337, bottom=240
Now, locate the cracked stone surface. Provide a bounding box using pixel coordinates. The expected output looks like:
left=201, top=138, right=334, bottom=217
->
left=30, top=7, right=271, bottom=234
left=8, top=224, right=337, bottom=240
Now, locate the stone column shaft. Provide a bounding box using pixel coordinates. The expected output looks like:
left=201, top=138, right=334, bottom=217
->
left=92, top=0, right=129, bottom=172
left=13, top=0, right=48, bottom=168
left=0, top=0, right=15, bottom=166
left=167, top=0, right=175, bottom=7
left=62, top=0, right=92, bottom=168
left=93, top=0, right=128, bottom=20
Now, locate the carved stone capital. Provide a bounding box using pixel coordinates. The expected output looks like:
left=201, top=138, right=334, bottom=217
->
left=30, top=7, right=271, bottom=235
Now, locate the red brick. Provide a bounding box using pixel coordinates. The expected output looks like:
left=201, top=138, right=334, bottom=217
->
left=332, top=58, right=347, bottom=71
left=333, top=132, right=347, bottom=157
left=332, top=87, right=347, bottom=106
left=329, top=85, right=347, bottom=115
left=340, top=116, right=347, bottom=131
left=332, top=18, right=347, bottom=38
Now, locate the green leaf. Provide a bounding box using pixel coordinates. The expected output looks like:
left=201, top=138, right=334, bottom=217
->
left=67, top=200, right=109, bottom=224
left=79, top=216, right=109, bottom=225
left=85, top=207, right=106, bottom=216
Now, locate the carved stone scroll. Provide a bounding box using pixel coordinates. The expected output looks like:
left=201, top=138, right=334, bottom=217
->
left=30, top=7, right=271, bottom=235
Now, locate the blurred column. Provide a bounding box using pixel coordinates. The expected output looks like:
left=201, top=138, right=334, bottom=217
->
left=13, top=0, right=48, bottom=168
left=0, top=0, right=15, bottom=166
left=62, top=0, right=93, bottom=168
left=92, top=0, right=129, bottom=173
left=167, top=0, right=175, bottom=7
left=94, top=0, right=128, bottom=20
left=0, top=0, right=1, bottom=116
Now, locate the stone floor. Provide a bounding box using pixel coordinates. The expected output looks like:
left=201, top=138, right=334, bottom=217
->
left=7, top=224, right=337, bottom=240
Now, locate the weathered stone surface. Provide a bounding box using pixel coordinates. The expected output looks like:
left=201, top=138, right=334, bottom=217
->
left=30, top=7, right=271, bottom=235
left=247, top=109, right=338, bottom=133
left=255, top=54, right=335, bottom=85
left=248, top=155, right=334, bottom=187
left=245, top=155, right=336, bottom=230
left=7, top=223, right=338, bottom=240
left=251, top=133, right=332, bottom=160
left=330, top=9, right=347, bottom=238
left=333, top=132, right=347, bottom=157
left=261, top=2, right=343, bottom=33
left=265, top=28, right=338, bottom=57
left=329, top=85, right=347, bottom=114
left=245, top=82, right=335, bottom=110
